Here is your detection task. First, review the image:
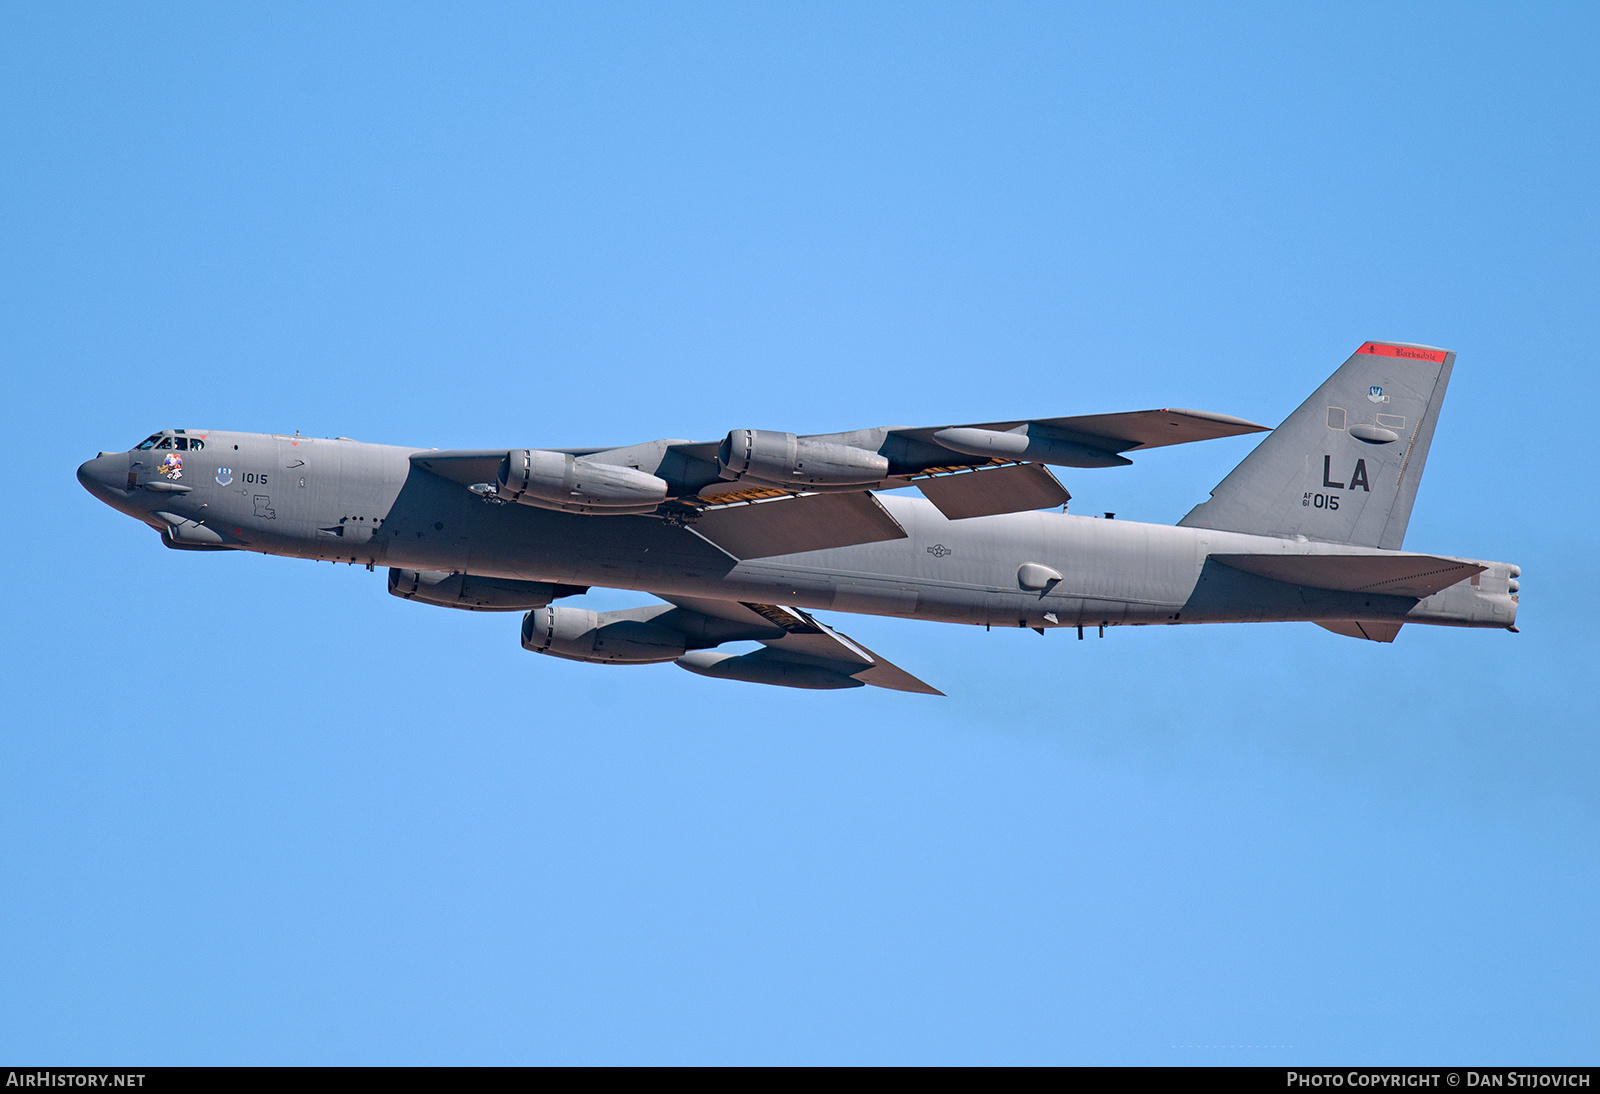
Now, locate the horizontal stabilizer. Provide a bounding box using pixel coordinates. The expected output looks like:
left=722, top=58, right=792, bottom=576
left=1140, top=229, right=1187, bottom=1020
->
left=1211, top=552, right=1484, bottom=598
left=689, top=491, right=906, bottom=559
left=1317, top=619, right=1404, bottom=643
left=915, top=463, right=1070, bottom=519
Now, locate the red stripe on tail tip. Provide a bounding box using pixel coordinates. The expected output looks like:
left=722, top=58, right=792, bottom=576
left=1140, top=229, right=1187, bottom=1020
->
left=1355, top=342, right=1448, bottom=363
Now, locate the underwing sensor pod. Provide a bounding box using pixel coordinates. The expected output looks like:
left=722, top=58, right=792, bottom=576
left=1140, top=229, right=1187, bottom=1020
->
left=717, top=429, right=889, bottom=487
left=496, top=449, right=668, bottom=514
left=79, top=341, right=1521, bottom=695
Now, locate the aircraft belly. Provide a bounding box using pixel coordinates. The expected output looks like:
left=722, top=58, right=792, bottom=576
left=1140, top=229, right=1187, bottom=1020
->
left=619, top=501, right=1192, bottom=627
left=312, top=449, right=1481, bottom=630
left=831, top=581, right=921, bottom=615
left=383, top=497, right=742, bottom=589
left=360, top=474, right=1176, bottom=627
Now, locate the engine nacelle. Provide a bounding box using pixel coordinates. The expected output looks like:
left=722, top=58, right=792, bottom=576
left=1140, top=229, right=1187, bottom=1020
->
left=521, top=606, right=687, bottom=664
left=497, top=449, right=668, bottom=514
left=717, top=429, right=889, bottom=487
left=389, top=568, right=572, bottom=611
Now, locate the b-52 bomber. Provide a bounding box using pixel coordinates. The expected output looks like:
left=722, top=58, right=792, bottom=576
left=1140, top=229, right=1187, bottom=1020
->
left=78, top=342, right=1519, bottom=695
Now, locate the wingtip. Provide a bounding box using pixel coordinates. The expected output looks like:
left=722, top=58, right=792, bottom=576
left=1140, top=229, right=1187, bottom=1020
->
left=879, top=678, right=946, bottom=696
left=882, top=683, right=946, bottom=697
left=1161, top=408, right=1273, bottom=434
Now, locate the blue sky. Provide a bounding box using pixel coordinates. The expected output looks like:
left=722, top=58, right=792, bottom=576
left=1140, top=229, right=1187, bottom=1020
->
left=2, top=2, right=1596, bottom=1064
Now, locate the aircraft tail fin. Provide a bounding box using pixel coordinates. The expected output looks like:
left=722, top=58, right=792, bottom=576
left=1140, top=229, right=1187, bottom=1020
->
left=1178, top=342, right=1455, bottom=549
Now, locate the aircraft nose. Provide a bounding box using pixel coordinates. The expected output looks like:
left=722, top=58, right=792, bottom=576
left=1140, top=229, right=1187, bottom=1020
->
left=77, top=452, right=128, bottom=501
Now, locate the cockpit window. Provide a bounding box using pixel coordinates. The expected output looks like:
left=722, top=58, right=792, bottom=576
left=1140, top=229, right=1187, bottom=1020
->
left=134, top=431, right=201, bottom=451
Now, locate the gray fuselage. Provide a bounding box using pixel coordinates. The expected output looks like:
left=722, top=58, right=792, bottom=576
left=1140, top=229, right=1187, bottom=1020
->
left=77, top=430, right=1519, bottom=633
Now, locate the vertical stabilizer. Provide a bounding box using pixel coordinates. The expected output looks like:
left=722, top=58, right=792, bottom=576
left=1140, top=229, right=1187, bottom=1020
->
left=1179, top=342, right=1454, bottom=549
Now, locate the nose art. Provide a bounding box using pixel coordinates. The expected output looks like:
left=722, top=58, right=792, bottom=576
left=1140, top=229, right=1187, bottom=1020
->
left=77, top=453, right=128, bottom=500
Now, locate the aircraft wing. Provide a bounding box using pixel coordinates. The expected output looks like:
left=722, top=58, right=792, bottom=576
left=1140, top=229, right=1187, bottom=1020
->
left=673, top=407, right=1264, bottom=524
left=888, top=407, right=1270, bottom=456
left=407, top=403, right=1267, bottom=538
left=660, top=596, right=944, bottom=695
left=410, top=449, right=508, bottom=487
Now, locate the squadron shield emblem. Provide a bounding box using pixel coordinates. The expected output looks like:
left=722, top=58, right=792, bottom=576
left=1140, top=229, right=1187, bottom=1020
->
left=1367, top=385, right=1386, bottom=403
left=215, top=466, right=233, bottom=486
